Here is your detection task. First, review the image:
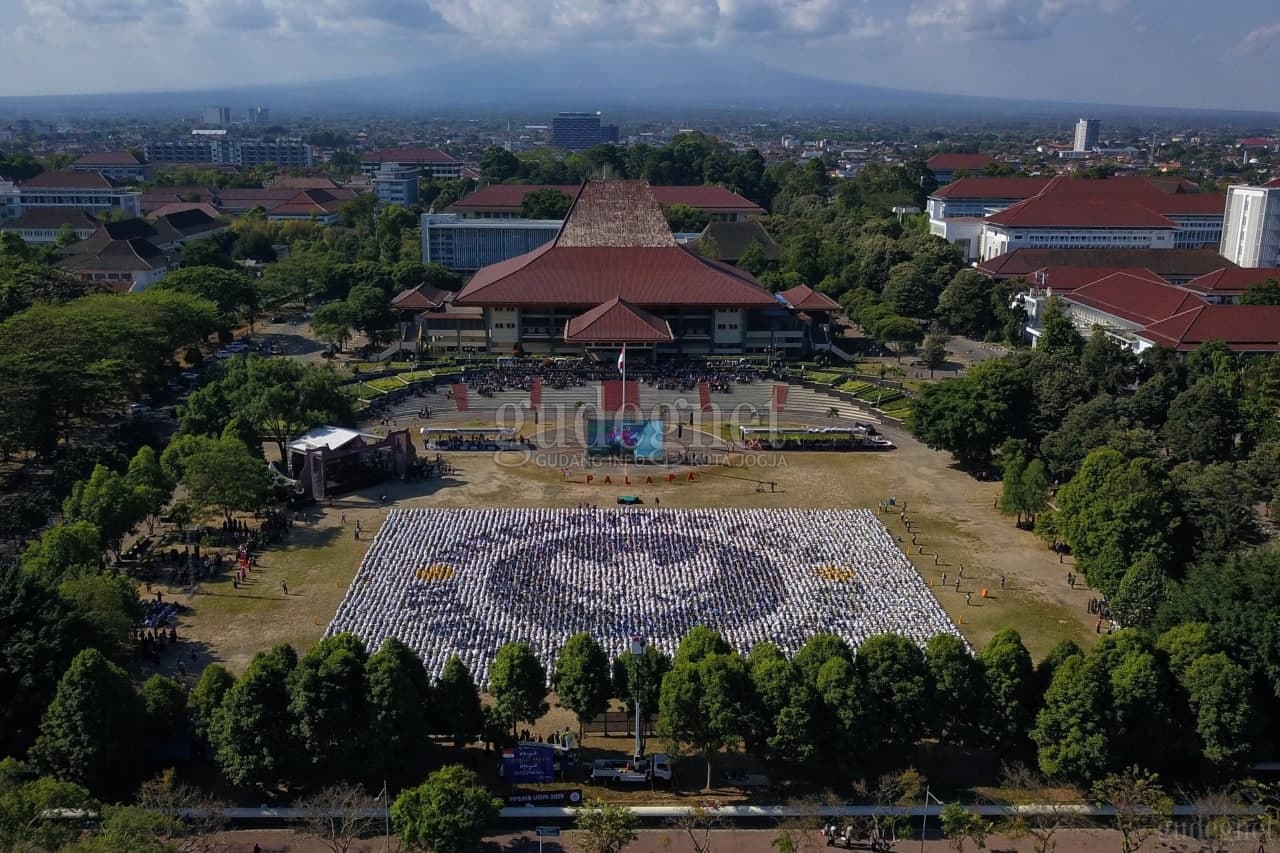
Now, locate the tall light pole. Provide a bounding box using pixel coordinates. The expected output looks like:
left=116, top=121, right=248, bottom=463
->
left=630, top=634, right=646, bottom=762
left=381, top=779, right=391, bottom=853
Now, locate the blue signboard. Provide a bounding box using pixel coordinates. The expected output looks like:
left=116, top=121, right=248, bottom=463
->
left=501, top=746, right=556, bottom=783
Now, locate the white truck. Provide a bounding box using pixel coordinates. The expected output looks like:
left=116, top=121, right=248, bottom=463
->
left=588, top=754, right=672, bottom=785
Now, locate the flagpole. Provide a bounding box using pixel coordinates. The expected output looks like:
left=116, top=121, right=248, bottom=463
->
left=620, top=343, right=628, bottom=480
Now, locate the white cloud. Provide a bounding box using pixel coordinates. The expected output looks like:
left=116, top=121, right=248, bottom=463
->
left=1235, top=21, right=1280, bottom=55
left=907, top=0, right=1125, bottom=40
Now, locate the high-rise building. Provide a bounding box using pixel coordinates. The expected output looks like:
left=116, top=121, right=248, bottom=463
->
left=1073, top=118, right=1101, bottom=152
left=550, top=112, right=619, bottom=151
left=1220, top=185, right=1280, bottom=267
left=247, top=106, right=270, bottom=124
left=202, top=106, right=232, bottom=127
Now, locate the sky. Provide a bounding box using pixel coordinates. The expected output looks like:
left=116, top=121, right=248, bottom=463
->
left=2, top=0, right=1278, bottom=111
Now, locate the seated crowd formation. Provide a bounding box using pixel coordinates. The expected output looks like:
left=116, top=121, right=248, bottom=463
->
left=327, top=507, right=962, bottom=685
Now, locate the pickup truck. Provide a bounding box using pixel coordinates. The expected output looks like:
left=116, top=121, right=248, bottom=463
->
left=588, top=754, right=672, bottom=785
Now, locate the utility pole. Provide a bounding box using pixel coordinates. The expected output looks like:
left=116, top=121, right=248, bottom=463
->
left=919, top=785, right=943, bottom=852
left=630, top=634, right=646, bottom=762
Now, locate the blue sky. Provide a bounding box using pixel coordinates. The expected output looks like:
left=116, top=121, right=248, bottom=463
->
left=3, top=0, right=1278, bottom=111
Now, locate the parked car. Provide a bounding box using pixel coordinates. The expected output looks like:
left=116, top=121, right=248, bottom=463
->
left=127, top=403, right=152, bottom=416
left=181, top=370, right=200, bottom=382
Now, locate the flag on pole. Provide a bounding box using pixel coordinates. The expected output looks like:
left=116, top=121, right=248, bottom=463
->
left=617, top=344, right=626, bottom=374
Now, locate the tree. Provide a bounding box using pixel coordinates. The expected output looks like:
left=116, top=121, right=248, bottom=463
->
left=936, top=270, right=996, bottom=338
left=978, top=629, right=1035, bottom=754
left=1181, top=653, right=1253, bottom=766
left=921, top=331, right=950, bottom=377
left=312, top=301, right=354, bottom=352
left=489, top=642, right=549, bottom=734
left=1162, top=380, right=1242, bottom=464
left=1080, top=330, right=1137, bottom=396
left=658, top=653, right=750, bottom=789
left=189, top=664, right=234, bottom=753
left=925, top=633, right=981, bottom=744
left=881, top=262, right=934, bottom=318
left=140, top=675, right=188, bottom=746
left=29, top=648, right=143, bottom=797
left=855, top=634, right=931, bottom=767
left=20, top=520, right=102, bottom=583
left=0, top=761, right=98, bottom=853
left=664, top=204, right=712, bottom=233
left=289, top=633, right=371, bottom=783
left=791, top=633, right=853, bottom=686
left=435, top=655, right=484, bottom=749
left=368, top=637, right=434, bottom=781
left=1091, top=767, right=1173, bottom=853
left=554, top=633, right=613, bottom=741
left=60, top=573, right=144, bottom=662
left=125, top=446, right=174, bottom=536
left=346, top=284, right=395, bottom=347
left=1037, top=298, right=1084, bottom=358
left=873, top=315, right=923, bottom=359
left=1031, top=655, right=1108, bottom=783
left=673, top=626, right=732, bottom=667
left=1240, top=278, right=1280, bottom=305
left=938, top=802, right=990, bottom=853
left=613, top=644, right=672, bottom=720
left=479, top=146, right=521, bottom=182
left=522, top=188, right=574, bottom=220
left=999, top=448, right=1028, bottom=523
left=80, top=803, right=184, bottom=853
left=0, top=568, right=88, bottom=760
left=298, top=782, right=383, bottom=853
left=212, top=644, right=298, bottom=790
left=737, top=238, right=772, bottom=277
left=182, top=438, right=269, bottom=522
left=62, top=464, right=141, bottom=559
left=574, top=799, right=639, bottom=853
left=156, top=266, right=257, bottom=322
left=135, top=769, right=229, bottom=853
left=391, top=765, right=500, bottom=853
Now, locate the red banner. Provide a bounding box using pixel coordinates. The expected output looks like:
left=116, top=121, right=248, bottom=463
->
left=770, top=384, right=789, bottom=413
left=450, top=383, right=469, bottom=413
left=698, top=381, right=712, bottom=412
left=530, top=378, right=543, bottom=409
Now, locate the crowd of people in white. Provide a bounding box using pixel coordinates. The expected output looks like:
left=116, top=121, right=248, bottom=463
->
left=328, top=508, right=964, bottom=685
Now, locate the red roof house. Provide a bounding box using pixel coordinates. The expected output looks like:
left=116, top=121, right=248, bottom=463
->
left=1066, top=272, right=1208, bottom=326
left=1139, top=305, right=1280, bottom=352
left=563, top=297, right=674, bottom=343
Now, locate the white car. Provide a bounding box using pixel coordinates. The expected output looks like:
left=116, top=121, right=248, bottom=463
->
left=127, top=403, right=152, bottom=416
left=225, top=341, right=249, bottom=352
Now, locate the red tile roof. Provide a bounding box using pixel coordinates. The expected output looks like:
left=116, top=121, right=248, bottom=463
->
left=564, top=298, right=675, bottom=343
left=1067, top=272, right=1207, bottom=326
left=448, top=183, right=763, bottom=216
left=456, top=181, right=778, bottom=309
left=267, top=189, right=354, bottom=217
left=1264, top=178, right=1280, bottom=189
left=778, top=284, right=840, bottom=311
left=1030, top=266, right=1166, bottom=293
left=363, top=147, right=458, bottom=164
left=982, top=176, right=1224, bottom=229
left=1140, top=305, right=1280, bottom=351
left=392, top=282, right=451, bottom=310
left=73, top=151, right=145, bottom=167
left=1182, top=268, right=1280, bottom=295
left=20, top=170, right=125, bottom=189
left=926, top=153, right=996, bottom=172
left=1, top=208, right=98, bottom=230
left=1155, top=193, right=1227, bottom=215
left=978, top=248, right=1236, bottom=279
left=930, top=177, right=1053, bottom=200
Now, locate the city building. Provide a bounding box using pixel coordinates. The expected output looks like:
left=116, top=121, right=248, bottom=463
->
left=978, top=247, right=1236, bottom=285
left=372, top=164, right=420, bottom=207
left=448, top=184, right=763, bottom=221
left=0, top=208, right=99, bottom=244
left=70, top=151, right=153, bottom=182
left=925, top=153, right=996, bottom=185
left=1220, top=184, right=1280, bottom=267
left=1019, top=268, right=1280, bottom=354
left=145, top=137, right=313, bottom=168
left=1073, top=118, right=1101, bottom=152
left=971, top=177, right=1225, bottom=261
left=549, top=112, right=619, bottom=151
left=451, top=180, right=805, bottom=357
left=0, top=171, right=143, bottom=221
left=360, top=147, right=464, bottom=180
left=247, top=106, right=270, bottom=124
left=421, top=214, right=561, bottom=271
left=927, top=176, right=1053, bottom=261
left=55, top=210, right=226, bottom=290
left=202, top=106, right=232, bottom=127
left=1182, top=267, right=1280, bottom=304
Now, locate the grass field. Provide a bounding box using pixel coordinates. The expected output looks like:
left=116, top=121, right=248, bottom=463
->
left=166, top=425, right=1093, bottom=674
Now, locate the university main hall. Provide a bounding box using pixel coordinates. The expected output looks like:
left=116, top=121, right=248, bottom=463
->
left=412, top=180, right=837, bottom=359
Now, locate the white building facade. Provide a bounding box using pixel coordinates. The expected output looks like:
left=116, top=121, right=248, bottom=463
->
left=1220, top=185, right=1280, bottom=267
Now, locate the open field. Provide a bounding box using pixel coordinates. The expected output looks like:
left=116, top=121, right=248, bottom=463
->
left=160, top=409, right=1095, bottom=676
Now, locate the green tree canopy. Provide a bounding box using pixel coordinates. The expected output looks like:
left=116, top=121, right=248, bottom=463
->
left=391, top=765, right=500, bottom=853
left=212, top=643, right=299, bottom=790
left=21, top=520, right=103, bottom=583
left=553, top=633, right=613, bottom=740
left=62, top=464, right=142, bottom=559
left=368, top=637, right=435, bottom=782
left=521, top=188, right=574, bottom=220
left=289, top=632, right=371, bottom=783
left=182, top=437, right=270, bottom=522
left=489, top=642, right=549, bottom=734
left=658, top=651, right=751, bottom=789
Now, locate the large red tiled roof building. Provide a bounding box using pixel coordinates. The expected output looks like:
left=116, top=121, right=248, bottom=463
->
left=449, top=181, right=808, bottom=358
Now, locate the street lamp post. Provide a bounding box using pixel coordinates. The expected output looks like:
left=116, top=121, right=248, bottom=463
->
left=630, top=634, right=646, bottom=762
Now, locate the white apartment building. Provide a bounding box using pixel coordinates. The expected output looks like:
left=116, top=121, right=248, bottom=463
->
left=0, top=172, right=143, bottom=221
left=1220, top=185, right=1280, bottom=267
left=1074, top=118, right=1100, bottom=152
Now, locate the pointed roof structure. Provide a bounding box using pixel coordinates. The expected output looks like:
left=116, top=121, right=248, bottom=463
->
left=391, top=282, right=452, bottom=311
left=778, top=284, right=840, bottom=312
left=564, top=297, right=674, bottom=343
left=456, top=181, right=778, bottom=309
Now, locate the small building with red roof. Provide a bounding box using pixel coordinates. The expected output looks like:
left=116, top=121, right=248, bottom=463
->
left=1137, top=305, right=1280, bottom=352
left=71, top=150, right=153, bottom=182
left=1181, top=267, right=1280, bottom=304
left=925, top=153, right=997, bottom=185
left=453, top=180, right=805, bottom=357
left=360, top=147, right=464, bottom=179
